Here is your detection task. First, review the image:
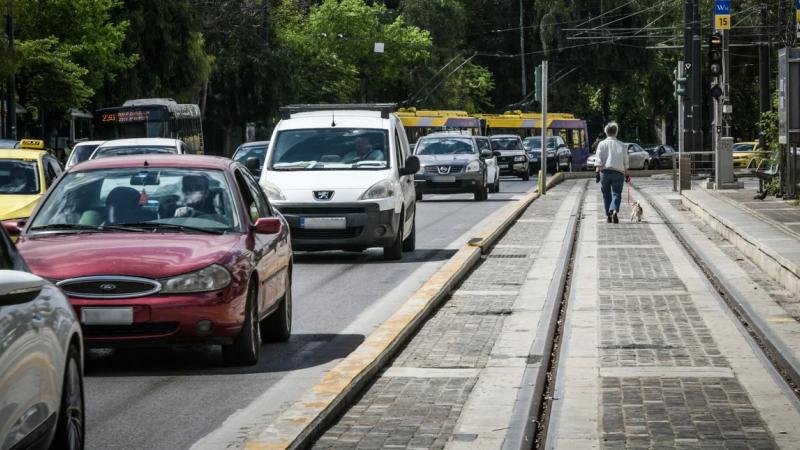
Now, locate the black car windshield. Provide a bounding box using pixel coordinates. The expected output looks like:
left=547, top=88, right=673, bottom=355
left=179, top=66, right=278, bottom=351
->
left=0, top=160, right=39, bottom=195
left=93, top=146, right=177, bottom=159
left=523, top=137, right=560, bottom=151
left=68, top=144, right=100, bottom=166
left=233, top=145, right=268, bottom=166
left=271, top=129, right=389, bottom=170
left=30, top=168, right=239, bottom=233
left=415, top=138, right=476, bottom=155
left=733, top=143, right=754, bottom=152
left=490, top=138, right=522, bottom=150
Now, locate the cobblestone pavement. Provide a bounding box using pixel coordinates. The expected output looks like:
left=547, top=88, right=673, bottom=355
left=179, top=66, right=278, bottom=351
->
left=548, top=187, right=800, bottom=450
left=313, top=181, right=579, bottom=449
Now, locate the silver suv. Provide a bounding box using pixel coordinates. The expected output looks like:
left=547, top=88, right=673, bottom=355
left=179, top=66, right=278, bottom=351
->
left=0, top=226, right=84, bottom=450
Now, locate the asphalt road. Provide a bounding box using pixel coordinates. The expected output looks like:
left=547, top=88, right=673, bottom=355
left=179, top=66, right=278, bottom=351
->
left=82, top=177, right=536, bottom=450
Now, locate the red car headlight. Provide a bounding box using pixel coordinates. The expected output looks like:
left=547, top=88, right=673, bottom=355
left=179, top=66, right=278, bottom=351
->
left=160, top=264, right=232, bottom=294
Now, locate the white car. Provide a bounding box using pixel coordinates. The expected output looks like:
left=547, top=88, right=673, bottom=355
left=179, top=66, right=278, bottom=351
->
left=586, top=143, right=649, bottom=170
left=0, top=226, right=84, bottom=449
left=90, top=138, right=189, bottom=160
left=65, top=140, right=104, bottom=169
left=259, top=104, right=420, bottom=260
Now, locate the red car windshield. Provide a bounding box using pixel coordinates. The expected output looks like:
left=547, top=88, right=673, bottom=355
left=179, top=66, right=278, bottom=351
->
left=29, top=168, right=239, bottom=233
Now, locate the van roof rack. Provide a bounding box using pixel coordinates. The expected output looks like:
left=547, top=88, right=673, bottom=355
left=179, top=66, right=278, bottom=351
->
left=280, top=103, right=397, bottom=120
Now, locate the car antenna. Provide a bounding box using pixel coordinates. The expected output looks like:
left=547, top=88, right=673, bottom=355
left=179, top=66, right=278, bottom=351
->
left=331, top=111, right=336, bottom=127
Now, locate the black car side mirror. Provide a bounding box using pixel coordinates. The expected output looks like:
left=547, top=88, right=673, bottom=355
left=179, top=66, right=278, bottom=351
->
left=480, top=149, right=493, bottom=158
left=492, top=150, right=502, bottom=158
left=245, top=157, right=261, bottom=176
left=400, top=155, right=420, bottom=176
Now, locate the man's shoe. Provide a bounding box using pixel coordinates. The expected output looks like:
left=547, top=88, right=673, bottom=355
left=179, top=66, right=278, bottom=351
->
left=612, top=211, right=619, bottom=223
left=606, top=213, right=612, bottom=223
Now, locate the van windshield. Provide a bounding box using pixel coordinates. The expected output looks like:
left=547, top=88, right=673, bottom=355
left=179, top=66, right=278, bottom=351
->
left=270, top=129, right=389, bottom=170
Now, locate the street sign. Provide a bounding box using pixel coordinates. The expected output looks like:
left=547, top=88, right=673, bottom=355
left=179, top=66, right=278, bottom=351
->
left=715, top=0, right=731, bottom=30
left=684, top=62, right=692, bottom=72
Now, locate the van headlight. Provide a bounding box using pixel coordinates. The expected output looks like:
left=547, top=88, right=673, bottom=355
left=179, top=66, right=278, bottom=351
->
left=160, top=264, right=232, bottom=293
left=261, top=181, right=286, bottom=201
left=465, top=160, right=481, bottom=172
left=514, top=155, right=527, bottom=162
left=359, top=180, right=394, bottom=200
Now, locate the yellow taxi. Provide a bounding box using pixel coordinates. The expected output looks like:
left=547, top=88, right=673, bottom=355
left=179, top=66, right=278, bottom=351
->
left=732, top=141, right=769, bottom=168
left=1, top=139, right=64, bottom=226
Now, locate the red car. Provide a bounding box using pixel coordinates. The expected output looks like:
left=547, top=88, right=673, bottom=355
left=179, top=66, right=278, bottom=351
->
left=6, top=155, right=292, bottom=366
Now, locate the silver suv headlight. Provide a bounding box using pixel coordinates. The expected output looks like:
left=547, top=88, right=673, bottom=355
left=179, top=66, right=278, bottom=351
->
left=160, top=264, right=232, bottom=293
left=514, top=155, right=527, bottom=162
left=359, top=179, right=395, bottom=200
left=465, top=160, right=481, bottom=172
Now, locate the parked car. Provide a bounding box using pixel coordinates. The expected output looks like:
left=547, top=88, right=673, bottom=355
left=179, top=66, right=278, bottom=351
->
left=260, top=104, right=419, bottom=260
left=90, top=138, right=189, bottom=160
left=732, top=141, right=768, bottom=168
left=0, top=139, right=18, bottom=149
left=626, top=143, right=649, bottom=170
left=65, top=140, right=105, bottom=169
left=489, top=134, right=529, bottom=180
left=643, top=144, right=676, bottom=170
left=233, top=140, right=269, bottom=178
left=10, top=154, right=292, bottom=366
left=413, top=132, right=500, bottom=201
left=0, top=225, right=84, bottom=450
left=523, top=136, right=573, bottom=173
left=1, top=147, right=64, bottom=225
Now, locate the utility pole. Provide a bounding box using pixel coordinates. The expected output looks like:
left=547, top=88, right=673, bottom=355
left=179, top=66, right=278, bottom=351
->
left=759, top=4, right=771, bottom=151
left=690, top=0, right=702, bottom=152
left=519, top=0, right=526, bottom=99
left=683, top=0, right=693, bottom=148
left=5, top=0, right=15, bottom=140
left=539, top=61, right=548, bottom=195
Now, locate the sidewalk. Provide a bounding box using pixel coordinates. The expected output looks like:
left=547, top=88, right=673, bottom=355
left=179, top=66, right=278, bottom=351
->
left=546, top=182, right=800, bottom=449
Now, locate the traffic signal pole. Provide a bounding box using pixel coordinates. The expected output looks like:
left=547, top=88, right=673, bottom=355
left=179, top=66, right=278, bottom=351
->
left=5, top=0, right=15, bottom=140
left=539, top=61, right=548, bottom=195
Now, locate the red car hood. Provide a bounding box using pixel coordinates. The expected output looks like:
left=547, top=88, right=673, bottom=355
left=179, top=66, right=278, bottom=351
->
left=17, top=232, right=242, bottom=281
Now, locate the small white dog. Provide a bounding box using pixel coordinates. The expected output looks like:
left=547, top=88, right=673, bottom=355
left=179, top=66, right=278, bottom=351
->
left=630, top=202, right=644, bottom=222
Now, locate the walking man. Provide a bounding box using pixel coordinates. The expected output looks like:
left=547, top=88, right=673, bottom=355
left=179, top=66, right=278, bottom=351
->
left=595, top=122, right=629, bottom=223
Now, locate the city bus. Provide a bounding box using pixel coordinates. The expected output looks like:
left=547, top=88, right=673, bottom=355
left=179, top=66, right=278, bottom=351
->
left=478, top=112, right=591, bottom=170
left=94, top=98, right=204, bottom=154
left=395, top=109, right=483, bottom=147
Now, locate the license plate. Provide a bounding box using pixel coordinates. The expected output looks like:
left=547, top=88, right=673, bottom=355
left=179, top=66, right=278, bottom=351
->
left=300, top=217, right=346, bottom=230
left=499, top=164, right=509, bottom=169
left=81, top=307, right=133, bottom=325
left=432, top=176, right=456, bottom=183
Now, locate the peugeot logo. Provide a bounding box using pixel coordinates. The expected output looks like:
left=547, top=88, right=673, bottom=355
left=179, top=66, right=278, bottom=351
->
left=437, top=166, right=451, bottom=175
left=99, top=283, right=117, bottom=291
left=313, top=190, right=334, bottom=201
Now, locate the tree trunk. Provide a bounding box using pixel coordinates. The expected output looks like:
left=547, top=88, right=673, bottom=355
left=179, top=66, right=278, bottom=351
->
left=601, top=85, right=610, bottom=124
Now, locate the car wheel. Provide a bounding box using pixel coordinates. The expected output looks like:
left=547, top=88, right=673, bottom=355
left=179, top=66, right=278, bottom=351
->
left=651, top=160, right=659, bottom=170
left=416, top=192, right=422, bottom=201
left=223, top=280, right=260, bottom=365
left=402, top=212, right=416, bottom=252
left=521, top=171, right=530, bottom=181
left=383, top=215, right=403, bottom=261
left=568, top=159, right=573, bottom=172
left=493, top=176, right=501, bottom=193
left=261, top=274, right=292, bottom=342
left=474, top=181, right=488, bottom=201
left=51, top=344, right=84, bottom=450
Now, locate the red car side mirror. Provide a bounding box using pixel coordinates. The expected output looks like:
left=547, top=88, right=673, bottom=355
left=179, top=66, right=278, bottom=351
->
left=253, top=217, right=282, bottom=234
left=2, top=220, right=25, bottom=237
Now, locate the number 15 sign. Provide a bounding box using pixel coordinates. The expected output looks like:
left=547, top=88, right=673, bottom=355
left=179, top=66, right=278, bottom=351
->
left=715, top=0, right=731, bottom=30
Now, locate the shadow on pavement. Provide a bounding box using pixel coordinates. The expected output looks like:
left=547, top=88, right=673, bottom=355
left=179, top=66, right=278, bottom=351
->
left=293, top=248, right=458, bottom=265
left=84, top=332, right=365, bottom=377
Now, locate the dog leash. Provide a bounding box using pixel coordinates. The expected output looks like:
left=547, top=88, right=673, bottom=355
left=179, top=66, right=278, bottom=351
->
left=626, top=182, right=632, bottom=207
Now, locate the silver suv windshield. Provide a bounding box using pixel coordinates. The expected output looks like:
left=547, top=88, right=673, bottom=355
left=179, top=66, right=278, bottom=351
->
left=270, top=129, right=389, bottom=171
left=415, top=137, right=476, bottom=155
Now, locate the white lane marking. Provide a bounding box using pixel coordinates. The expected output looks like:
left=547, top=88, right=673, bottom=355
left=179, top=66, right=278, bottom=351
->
left=191, top=188, right=534, bottom=450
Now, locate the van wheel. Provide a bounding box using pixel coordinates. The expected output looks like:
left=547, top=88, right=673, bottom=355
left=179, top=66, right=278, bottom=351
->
left=384, top=216, right=403, bottom=261
left=474, top=182, right=488, bottom=201
left=493, top=177, right=501, bottom=193
left=223, top=280, right=260, bottom=366
left=521, top=172, right=530, bottom=181
left=51, top=344, right=84, bottom=450
left=402, top=213, right=416, bottom=252
left=261, top=274, right=292, bottom=342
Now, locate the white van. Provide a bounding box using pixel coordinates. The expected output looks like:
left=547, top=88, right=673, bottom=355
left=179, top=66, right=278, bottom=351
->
left=259, top=104, right=420, bottom=260
left=90, top=138, right=189, bottom=160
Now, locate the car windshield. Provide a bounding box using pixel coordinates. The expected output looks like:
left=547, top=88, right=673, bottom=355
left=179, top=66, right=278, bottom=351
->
left=29, top=168, right=239, bottom=233
left=68, top=144, right=100, bottom=166
left=0, top=160, right=39, bottom=195
left=733, top=143, right=754, bottom=152
left=415, top=138, right=476, bottom=155
left=270, top=129, right=389, bottom=170
left=233, top=145, right=267, bottom=166
left=490, top=137, right=522, bottom=151
left=523, top=137, right=560, bottom=151
left=93, top=146, right=177, bottom=159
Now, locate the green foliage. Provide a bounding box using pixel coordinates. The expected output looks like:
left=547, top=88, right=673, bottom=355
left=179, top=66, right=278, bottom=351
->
left=276, top=0, right=431, bottom=103
left=15, top=38, right=93, bottom=112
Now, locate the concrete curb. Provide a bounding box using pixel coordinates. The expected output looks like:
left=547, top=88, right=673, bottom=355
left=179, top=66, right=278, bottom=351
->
left=245, top=175, right=567, bottom=450
left=681, top=191, right=800, bottom=295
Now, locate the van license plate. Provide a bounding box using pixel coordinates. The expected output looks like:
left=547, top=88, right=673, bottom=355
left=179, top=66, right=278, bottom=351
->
left=300, top=217, right=346, bottom=230
left=499, top=164, right=509, bottom=169
left=81, top=307, right=133, bottom=325
left=432, top=176, right=456, bottom=183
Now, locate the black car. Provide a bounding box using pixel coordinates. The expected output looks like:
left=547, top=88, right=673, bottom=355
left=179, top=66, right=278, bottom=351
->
left=233, top=140, right=270, bottom=177
left=643, top=144, right=676, bottom=170
left=489, top=135, right=529, bottom=180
